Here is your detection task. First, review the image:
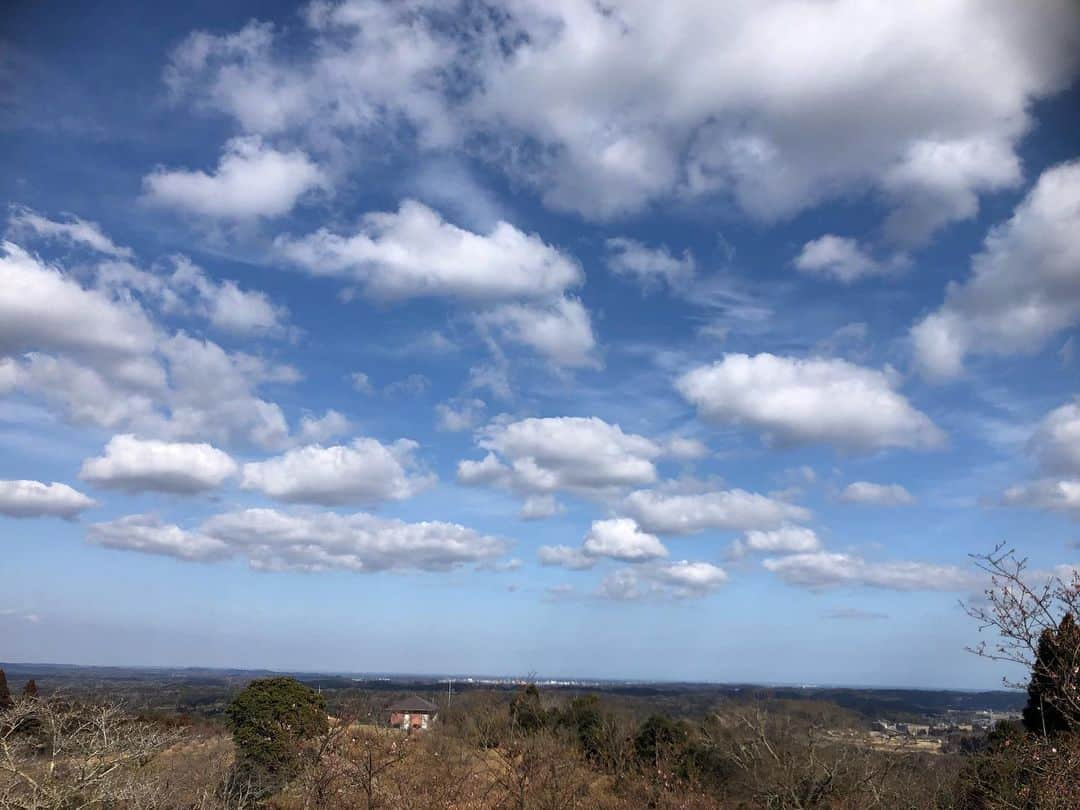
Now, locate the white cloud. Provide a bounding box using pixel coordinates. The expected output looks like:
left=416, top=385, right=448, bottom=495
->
left=350, top=371, right=373, bottom=394
left=276, top=200, right=582, bottom=302
left=519, top=494, right=563, bottom=521
left=166, top=3, right=1080, bottom=238
left=436, top=398, right=486, bottom=432
left=912, top=161, right=1080, bottom=378
left=1002, top=400, right=1080, bottom=518
left=478, top=296, right=598, bottom=369
left=794, top=235, right=901, bottom=283
left=458, top=417, right=666, bottom=502
left=9, top=207, right=133, bottom=258
left=297, top=410, right=352, bottom=444
left=1002, top=479, right=1080, bottom=517
left=0, top=233, right=310, bottom=452
left=1030, top=400, right=1080, bottom=475
left=623, top=486, right=809, bottom=536
left=91, top=509, right=508, bottom=573
left=0, top=480, right=96, bottom=519
left=605, top=237, right=695, bottom=291
left=839, top=482, right=915, bottom=506
left=677, top=353, right=944, bottom=451
left=167, top=257, right=290, bottom=336
left=762, top=551, right=974, bottom=591
left=0, top=242, right=157, bottom=363
left=144, top=135, right=326, bottom=219
left=79, top=434, right=237, bottom=494
left=734, top=525, right=821, bottom=557
left=596, top=560, right=728, bottom=600
left=240, top=437, right=433, bottom=505
left=88, top=515, right=231, bottom=561
left=582, top=518, right=668, bottom=562
left=664, top=437, right=708, bottom=460
left=209, top=508, right=506, bottom=572
left=538, top=544, right=594, bottom=571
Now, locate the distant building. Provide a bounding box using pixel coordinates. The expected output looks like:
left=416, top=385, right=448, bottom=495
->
left=387, top=696, right=439, bottom=731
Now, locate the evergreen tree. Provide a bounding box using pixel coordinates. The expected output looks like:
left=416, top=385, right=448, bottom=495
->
left=0, top=669, right=12, bottom=710
left=22, top=679, right=38, bottom=698
left=1022, top=612, right=1080, bottom=736
left=225, top=677, right=327, bottom=794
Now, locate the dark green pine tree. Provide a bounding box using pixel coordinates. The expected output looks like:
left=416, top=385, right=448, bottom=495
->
left=0, top=669, right=12, bottom=710
left=1022, top=612, right=1080, bottom=737
left=22, top=679, right=38, bottom=698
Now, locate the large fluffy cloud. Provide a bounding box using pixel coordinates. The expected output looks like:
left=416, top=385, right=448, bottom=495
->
left=144, top=136, right=326, bottom=219
left=276, top=199, right=594, bottom=368
left=582, top=518, right=668, bottom=562
left=458, top=417, right=669, bottom=505
left=763, top=551, right=974, bottom=591
left=912, top=161, right=1080, bottom=378
left=79, top=434, right=237, bottom=494
left=89, top=509, right=508, bottom=572
left=623, top=487, right=809, bottom=536
left=677, top=353, right=944, bottom=451
left=276, top=200, right=582, bottom=302
left=167, top=1, right=1079, bottom=237
left=240, top=438, right=433, bottom=505
left=0, top=480, right=96, bottom=519
left=0, top=242, right=157, bottom=363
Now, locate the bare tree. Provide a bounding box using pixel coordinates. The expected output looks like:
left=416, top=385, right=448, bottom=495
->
left=0, top=695, right=183, bottom=809
left=964, top=543, right=1080, bottom=733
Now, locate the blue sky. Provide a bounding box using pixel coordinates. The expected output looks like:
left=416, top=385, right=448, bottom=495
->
left=1, top=0, right=1079, bottom=689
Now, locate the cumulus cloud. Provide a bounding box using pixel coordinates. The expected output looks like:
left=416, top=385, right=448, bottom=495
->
left=582, top=518, right=668, bottom=562
left=1002, top=401, right=1080, bottom=518
left=539, top=517, right=667, bottom=570
left=732, top=525, right=821, bottom=557
left=912, top=161, right=1080, bottom=378
left=80, top=434, right=237, bottom=494
left=839, top=482, right=915, bottom=506
left=276, top=200, right=581, bottom=302
left=88, top=515, right=231, bottom=561
left=436, top=398, right=486, bottom=432
left=623, top=486, right=809, bottom=536
left=169, top=2, right=1080, bottom=236
left=458, top=417, right=669, bottom=503
left=166, top=257, right=290, bottom=336
left=296, top=410, right=352, bottom=444
left=477, top=296, right=598, bottom=369
left=9, top=207, right=133, bottom=258
left=1, top=240, right=306, bottom=450
left=763, top=551, right=974, bottom=591
left=240, top=437, right=433, bottom=505
left=677, top=353, right=944, bottom=451
left=144, top=135, right=326, bottom=219
left=537, top=544, right=594, bottom=571
left=0, top=480, right=95, bottom=519
left=596, top=560, right=728, bottom=600
left=89, top=508, right=508, bottom=573
left=794, top=236, right=902, bottom=283
left=605, top=237, right=695, bottom=292
left=0, top=242, right=157, bottom=363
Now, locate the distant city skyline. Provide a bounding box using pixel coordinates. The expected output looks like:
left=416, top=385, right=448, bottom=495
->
left=1, top=0, right=1078, bottom=690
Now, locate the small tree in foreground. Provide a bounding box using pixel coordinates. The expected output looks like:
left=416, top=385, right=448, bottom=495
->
left=964, top=544, right=1080, bottom=735
left=226, top=676, right=328, bottom=795
left=0, top=671, right=11, bottom=711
